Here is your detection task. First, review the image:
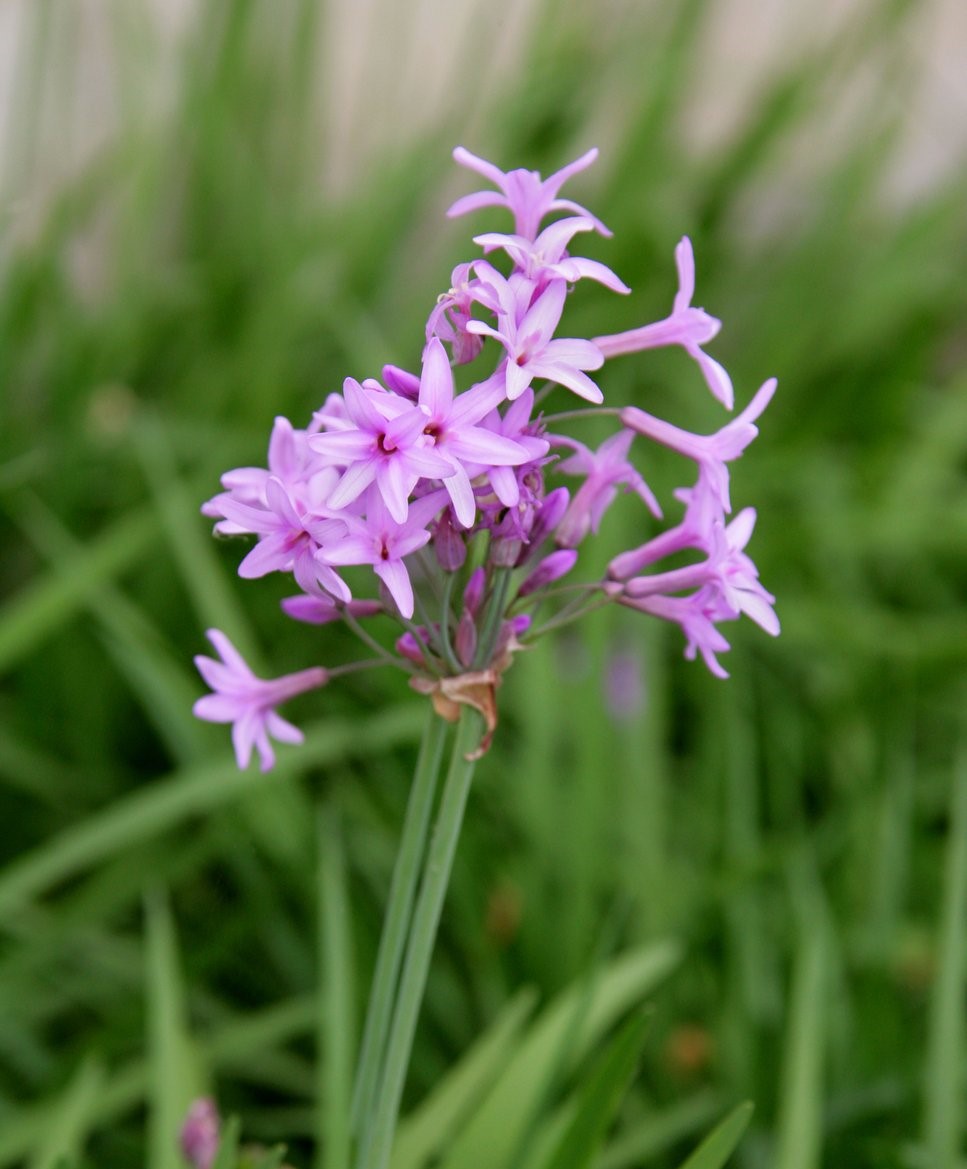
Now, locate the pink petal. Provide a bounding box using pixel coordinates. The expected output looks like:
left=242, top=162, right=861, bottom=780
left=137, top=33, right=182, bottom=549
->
left=374, top=558, right=415, bottom=619
left=673, top=236, right=695, bottom=311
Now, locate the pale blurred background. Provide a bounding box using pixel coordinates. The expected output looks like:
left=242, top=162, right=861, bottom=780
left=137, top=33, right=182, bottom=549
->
left=2, top=0, right=966, bottom=208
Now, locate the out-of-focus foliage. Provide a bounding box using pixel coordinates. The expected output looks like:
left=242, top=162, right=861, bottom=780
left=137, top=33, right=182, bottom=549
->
left=0, top=1, right=965, bottom=1166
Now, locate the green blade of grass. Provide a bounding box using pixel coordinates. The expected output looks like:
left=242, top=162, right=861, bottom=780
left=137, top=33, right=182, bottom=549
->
left=437, top=941, right=682, bottom=1169
left=921, top=753, right=967, bottom=1169
left=27, top=1054, right=105, bottom=1169
left=0, top=502, right=159, bottom=675
left=674, top=1101, right=755, bottom=1169
left=0, top=704, right=423, bottom=919
left=318, top=805, right=355, bottom=1169
left=11, top=490, right=206, bottom=762
left=598, top=1092, right=723, bottom=1169
left=774, top=899, right=827, bottom=1169
left=390, top=989, right=537, bottom=1169
left=540, top=1009, right=651, bottom=1169
left=145, top=887, right=205, bottom=1169
left=210, top=1116, right=242, bottom=1169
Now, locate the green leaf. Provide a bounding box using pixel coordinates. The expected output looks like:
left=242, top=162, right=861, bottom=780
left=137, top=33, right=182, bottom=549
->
left=539, top=1009, right=651, bottom=1169
left=437, top=941, right=681, bottom=1169
left=774, top=898, right=827, bottom=1169
left=674, top=1102, right=755, bottom=1169
left=0, top=705, right=422, bottom=920
left=597, top=1092, right=723, bottom=1169
left=318, top=805, right=354, bottom=1169
left=27, top=1055, right=105, bottom=1169
left=921, top=754, right=967, bottom=1169
left=390, top=989, right=538, bottom=1169
left=0, top=503, right=159, bottom=676
left=145, top=888, right=205, bottom=1169
left=210, top=1116, right=242, bottom=1169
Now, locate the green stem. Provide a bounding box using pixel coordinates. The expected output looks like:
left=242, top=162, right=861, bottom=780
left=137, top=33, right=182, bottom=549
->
left=529, top=593, right=615, bottom=640
left=350, top=709, right=450, bottom=1139
left=358, top=707, right=483, bottom=1169
left=341, top=610, right=411, bottom=673
left=473, top=566, right=513, bottom=669
left=319, top=806, right=353, bottom=1169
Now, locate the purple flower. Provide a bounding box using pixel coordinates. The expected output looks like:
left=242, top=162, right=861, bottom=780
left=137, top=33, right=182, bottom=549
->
left=704, top=508, right=780, bottom=636
left=281, top=594, right=383, bottom=625
left=620, top=377, right=777, bottom=513
left=448, top=146, right=611, bottom=240
left=194, top=630, right=328, bottom=771
left=618, top=586, right=735, bottom=678
left=320, top=489, right=448, bottom=619
left=607, top=474, right=716, bottom=581
left=180, top=1098, right=220, bottom=1169
left=552, top=429, right=661, bottom=547
left=473, top=217, right=630, bottom=295
left=194, top=146, right=781, bottom=766
left=415, top=338, right=536, bottom=527
left=309, top=376, right=453, bottom=522
left=214, top=476, right=351, bottom=601
left=467, top=271, right=605, bottom=403
left=425, top=262, right=500, bottom=364
left=202, top=415, right=323, bottom=533
left=594, top=237, right=734, bottom=409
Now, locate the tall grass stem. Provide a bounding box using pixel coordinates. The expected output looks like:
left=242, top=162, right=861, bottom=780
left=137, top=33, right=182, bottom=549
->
left=358, top=707, right=482, bottom=1169
left=351, top=709, right=450, bottom=1137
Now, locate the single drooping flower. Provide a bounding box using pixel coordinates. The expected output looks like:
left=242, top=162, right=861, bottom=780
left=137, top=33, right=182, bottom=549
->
left=193, top=629, right=328, bottom=771
left=552, top=429, right=661, bottom=548
left=595, top=237, right=733, bottom=409
left=195, top=147, right=778, bottom=767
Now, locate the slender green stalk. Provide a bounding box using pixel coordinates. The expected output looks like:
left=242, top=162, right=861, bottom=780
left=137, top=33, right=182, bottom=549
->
left=350, top=709, right=450, bottom=1137
left=357, top=707, right=483, bottom=1169
left=319, top=806, right=354, bottom=1169
left=922, top=753, right=967, bottom=1169
left=473, top=567, right=513, bottom=669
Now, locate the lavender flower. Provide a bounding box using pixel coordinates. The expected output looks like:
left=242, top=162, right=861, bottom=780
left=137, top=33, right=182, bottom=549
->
left=448, top=146, right=611, bottom=240
left=195, top=147, right=778, bottom=765
left=466, top=270, right=605, bottom=403
left=552, top=430, right=661, bottom=547
left=595, top=237, right=734, bottom=409
left=194, top=630, right=328, bottom=771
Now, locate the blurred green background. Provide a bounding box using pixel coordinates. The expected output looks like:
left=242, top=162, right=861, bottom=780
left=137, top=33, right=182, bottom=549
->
left=1, top=1, right=965, bottom=1166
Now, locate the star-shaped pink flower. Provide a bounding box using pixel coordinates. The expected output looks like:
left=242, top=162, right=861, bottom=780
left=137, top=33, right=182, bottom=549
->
left=594, top=237, right=733, bottom=409
left=467, top=270, right=604, bottom=403
left=448, top=146, right=611, bottom=241
left=193, top=630, right=328, bottom=771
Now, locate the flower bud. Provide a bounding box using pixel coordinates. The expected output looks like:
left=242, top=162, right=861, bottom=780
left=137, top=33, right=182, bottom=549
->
left=455, top=612, right=478, bottom=667
left=518, top=549, right=578, bottom=597
left=180, top=1098, right=220, bottom=1169
left=462, top=567, right=486, bottom=617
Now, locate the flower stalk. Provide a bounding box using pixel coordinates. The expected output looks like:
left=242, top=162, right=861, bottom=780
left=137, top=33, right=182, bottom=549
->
left=357, top=706, right=484, bottom=1169
left=351, top=708, right=450, bottom=1140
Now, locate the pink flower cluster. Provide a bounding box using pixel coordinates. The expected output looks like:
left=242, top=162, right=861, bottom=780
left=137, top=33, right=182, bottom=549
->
left=194, top=147, right=779, bottom=769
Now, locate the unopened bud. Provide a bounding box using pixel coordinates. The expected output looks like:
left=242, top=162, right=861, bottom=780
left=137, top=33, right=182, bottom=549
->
left=518, top=549, right=578, bottom=597
left=180, top=1098, right=220, bottom=1169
